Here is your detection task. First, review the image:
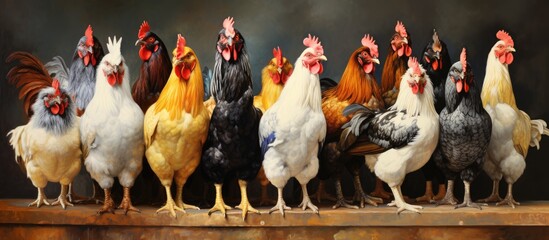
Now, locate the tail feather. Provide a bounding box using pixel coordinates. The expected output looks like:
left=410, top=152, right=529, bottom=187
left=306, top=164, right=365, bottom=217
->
left=6, top=52, right=53, bottom=117
left=338, top=104, right=376, bottom=151
left=7, top=125, right=28, bottom=175
left=44, top=56, right=69, bottom=89
left=202, top=66, right=212, bottom=100
left=320, top=77, right=338, bottom=92
left=530, top=118, right=549, bottom=149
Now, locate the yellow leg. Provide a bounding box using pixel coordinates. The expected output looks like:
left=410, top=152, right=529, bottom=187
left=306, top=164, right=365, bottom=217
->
left=235, top=180, right=260, bottom=220
left=175, top=182, right=200, bottom=211
left=117, top=187, right=140, bottom=214
left=29, top=187, right=50, bottom=208
left=52, top=184, right=73, bottom=209
left=156, top=185, right=185, bottom=218
left=208, top=183, right=232, bottom=217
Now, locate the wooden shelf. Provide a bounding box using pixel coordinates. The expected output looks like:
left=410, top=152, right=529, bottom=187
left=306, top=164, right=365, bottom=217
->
left=1, top=199, right=549, bottom=239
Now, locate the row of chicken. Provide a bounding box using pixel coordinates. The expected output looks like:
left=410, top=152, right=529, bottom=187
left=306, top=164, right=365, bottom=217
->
left=6, top=18, right=549, bottom=219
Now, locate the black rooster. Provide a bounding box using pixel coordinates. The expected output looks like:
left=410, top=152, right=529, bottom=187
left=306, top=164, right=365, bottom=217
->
left=201, top=17, right=263, bottom=219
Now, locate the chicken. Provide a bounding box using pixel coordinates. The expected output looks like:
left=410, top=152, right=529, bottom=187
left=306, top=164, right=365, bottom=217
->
left=317, top=34, right=383, bottom=209
left=80, top=36, right=144, bottom=214
left=339, top=57, right=439, bottom=213
left=6, top=52, right=81, bottom=209
left=133, top=21, right=172, bottom=112
left=479, top=30, right=549, bottom=208
left=434, top=48, right=492, bottom=209
left=254, top=47, right=293, bottom=205
left=144, top=34, right=209, bottom=217
left=44, top=25, right=105, bottom=204
left=416, top=29, right=451, bottom=203
left=374, top=21, right=413, bottom=199
left=260, top=34, right=327, bottom=216
left=201, top=17, right=263, bottom=219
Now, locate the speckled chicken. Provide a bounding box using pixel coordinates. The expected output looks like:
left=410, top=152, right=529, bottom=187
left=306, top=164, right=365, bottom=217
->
left=434, top=48, right=492, bottom=209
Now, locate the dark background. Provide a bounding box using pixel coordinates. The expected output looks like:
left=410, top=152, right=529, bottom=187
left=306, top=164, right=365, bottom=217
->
left=1, top=0, right=548, bottom=204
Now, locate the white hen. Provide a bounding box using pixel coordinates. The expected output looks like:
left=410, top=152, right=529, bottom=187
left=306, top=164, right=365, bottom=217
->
left=80, top=36, right=144, bottom=214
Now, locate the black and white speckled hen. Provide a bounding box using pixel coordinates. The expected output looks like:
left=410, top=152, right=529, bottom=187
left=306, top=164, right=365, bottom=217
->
left=200, top=17, right=263, bottom=219
left=434, top=48, right=492, bottom=209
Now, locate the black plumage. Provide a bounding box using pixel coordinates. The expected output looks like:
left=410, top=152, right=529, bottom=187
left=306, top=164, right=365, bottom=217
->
left=434, top=51, right=492, bottom=209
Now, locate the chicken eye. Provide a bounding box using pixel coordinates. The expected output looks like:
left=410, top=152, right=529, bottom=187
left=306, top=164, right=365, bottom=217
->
left=234, top=35, right=240, bottom=41
left=147, top=37, right=155, bottom=43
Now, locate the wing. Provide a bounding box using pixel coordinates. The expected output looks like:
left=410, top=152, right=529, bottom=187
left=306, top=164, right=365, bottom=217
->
left=367, top=110, right=420, bottom=149
left=7, top=125, right=30, bottom=174
left=143, top=105, right=160, bottom=148
left=44, top=56, right=69, bottom=89
left=6, top=52, right=53, bottom=117
left=259, top=108, right=279, bottom=156
left=513, top=110, right=533, bottom=158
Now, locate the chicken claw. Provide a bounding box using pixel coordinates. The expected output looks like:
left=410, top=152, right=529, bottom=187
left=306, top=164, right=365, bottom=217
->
left=97, top=188, right=115, bottom=215
left=118, top=187, right=140, bottom=214
left=52, top=185, right=73, bottom=209
left=29, top=188, right=50, bottom=208
left=208, top=183, right=232, bottom=217
left=298, top=184, right=319, bottom=214
left=235, top=180, right=260, bottom=220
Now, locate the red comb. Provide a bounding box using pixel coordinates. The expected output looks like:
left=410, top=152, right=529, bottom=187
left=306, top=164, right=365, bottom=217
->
left=85, top=25, right=94, bottom=46
left=361, top=34, right=378, bottom=58
left=303, top=34, right=324, bottom=55
left=223, top=17, right=235, bottom=37
left=460, top=48, right=467, bottom=73
left=52, top=78, right=61, bottom=96
left=138, top=21, right=150, bottom=39
left=496, top=30, right=514, bottom=47
left=395, top=21, right=408, bottom=38
left=176, top=34, right=186, bottom=59
left=408, top=57, right=421, bottom=75
left=273, top=47, right=283, bottom=67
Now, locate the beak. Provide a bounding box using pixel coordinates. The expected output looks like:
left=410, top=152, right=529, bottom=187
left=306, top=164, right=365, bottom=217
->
left=174, top=59, right=183, bottom=66
left=508, top=47, right=516, bottom=52
left=277, top=67, right=282, bottom=74
left=113, top=65, right=119, bottom=73
left=227, top=37, right=233, bottom=47
left=317, top=55, right=327, bottom=61
left=402, top=37, right=408, bottom=44
left=435, top=51, right=440, bottom=60
left=372, top=58, right=380, bottom=64
left=135, top=39, right=145, bottom=46
left=87, top=46, right=93, bottom=54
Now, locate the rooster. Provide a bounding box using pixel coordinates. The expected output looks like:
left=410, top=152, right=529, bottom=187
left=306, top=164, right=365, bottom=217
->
left=434, top=48, right=492, bottom=209
left=416, top=29, right=451, bottom=203
left=201, top=17, right=263, bottom=219
left=317, top=34, right=383, bottom=209
left=6, top=52, right=81, bottom=209
left=44, top=25, right=105, bottom=204
left=373, top=21, right=413, bottom=200
left=133, top=21, right=172, bottom=112
left=144, top=34, right=209, bottom=217
left=80, top=36, right=144, bottom=214
left=254, top=47, right=293, bottom=205
left=339, top=57, right=438, bottom=213
left=479, top=30, right=549, bottom=208
left=260, top=34, right=327, bottom=216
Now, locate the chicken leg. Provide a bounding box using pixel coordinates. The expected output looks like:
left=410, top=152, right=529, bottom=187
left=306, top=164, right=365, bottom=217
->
left=118, top=187, right=140, bottom=214
left=415, top=181, right=435, bottom=203
left=29, top=187, right=50, bottom=208
left=478, top=180, right=503, bottom=203
left=332, top=177, right=358, bottom=209
left=298, top=183, right=319, bottom=214
left=97, top=188, right=115, bottom=214
left=269, top=187, right=291, bottom=217
left=208, top=183, right=232, bottom=217
left=496, top=183, right=520, bottom=208
left=455, top=181, right=482, bottom=209
left=157, top=185, right=184, bottom=217
left=436, top=180, right=458, bottom=206
left=314, top=180, right=337, bottom=203
left=52, top=184, right=73, bottom=209
left=175, top=183, right=200, bottom=212
left=434, top=183, right=447, bottom=201
left=387, top=184, right=422, bottom=214
left=235, top=180, right=260, bottom=220
left=352, top=175, right=382, bottom=207
left=370, top=177, right=392, bottom=200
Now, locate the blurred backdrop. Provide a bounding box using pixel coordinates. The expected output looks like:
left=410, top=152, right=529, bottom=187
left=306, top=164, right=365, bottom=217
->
left=1, top=0, right=548, bottom=204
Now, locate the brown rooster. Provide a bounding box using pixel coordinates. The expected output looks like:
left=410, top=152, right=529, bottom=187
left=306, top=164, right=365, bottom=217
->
left=373, top=21, right=413, bottom=200
left=318, top=34, right=384, bottom=208
left=254, top=47, right=293, bottom=205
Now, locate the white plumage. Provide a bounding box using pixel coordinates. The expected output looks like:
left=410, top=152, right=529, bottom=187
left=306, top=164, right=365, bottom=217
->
left=80, top=36, right=144, bottom=214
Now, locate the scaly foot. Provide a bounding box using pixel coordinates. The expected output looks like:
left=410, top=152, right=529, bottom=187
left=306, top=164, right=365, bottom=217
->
left=208, top=201, right=232, bottom=217
left=157, top=199, right=185, bottom=217
left=29, top=189, right=50, bottom=208
left=298, top=197, right=319, bottom=214
left=496, top=195, right=520, bottom=208
left=52, top=195, right=73, bottom=209
left=436, top=193, right=458, bottom=206
left=388, top=200, right=423, bottom=214
left=118, top=198, right=140, bottom=215
left=415, top=192, right=435, bottom=203
left=332, top=197, right=358, bottom=209
left=235, top=200, right=260, bottom=220
left=370, top=184, right=393, bottom=200
left=97, top=198, right=115, bottom=214
left=269, top=198, right=292, bottom=217
left=455, top=199, right=483, bottom=210
left=353, top=190, right=382, bottom=207
left=313, top=181, right=337, bottom=203
left=478, top=194, right=503, bottom=204
left=176, top=200, right=200, bottom=211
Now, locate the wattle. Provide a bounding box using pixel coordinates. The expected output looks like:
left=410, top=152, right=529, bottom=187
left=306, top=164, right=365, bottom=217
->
left=139, top=46, right=152, bottom=61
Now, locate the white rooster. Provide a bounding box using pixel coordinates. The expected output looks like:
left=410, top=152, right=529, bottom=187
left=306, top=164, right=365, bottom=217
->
left=479, top=30, right=549, bottom=207
left=80, top=36, right=144, bottom=214
left=339, top=57, right=439, bottom=213
left=259, top=34, right=327, bottom=216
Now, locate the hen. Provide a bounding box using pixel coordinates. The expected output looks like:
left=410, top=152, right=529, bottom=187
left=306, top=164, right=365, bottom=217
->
left=201, top=17, right=263, bottom=219
left=7, top=52, right=81, bottom=209
left=416, top=29, right=451, bottom=203
left=254, top=47, right=293, bottom=205
left=80, top=37, right=144, bottom=214
left=434, top=48, right=492, bottom=209
left=144, top=34, right=210, bottom=217
left=317, top=34, right=383, bottom=209
left=479, top=30, right=549, bottom=207
left=339, top=57, right=438, bottom=213
left=260, top=34, right=327, bottom=216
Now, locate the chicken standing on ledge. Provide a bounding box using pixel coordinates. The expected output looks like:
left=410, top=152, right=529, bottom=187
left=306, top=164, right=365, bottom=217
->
left=479, top=30, right=549, bottom=208
left=254, top=47, right=293, bottom=206
left=144, top=34, right=210, bottom=217
left=7, top=52, right=81, bottom=209
left=339, top=57, right=439, bottom=213
left=318, top=34, right=384, bottom=209
left=80, top=37, right=144, bottom=214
